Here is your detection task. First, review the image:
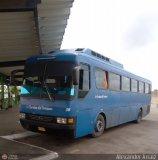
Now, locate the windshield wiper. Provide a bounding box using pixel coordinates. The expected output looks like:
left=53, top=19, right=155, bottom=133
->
left=42, top=63, right=54, bottom=101
left=43, top=81, right=54, bottom=101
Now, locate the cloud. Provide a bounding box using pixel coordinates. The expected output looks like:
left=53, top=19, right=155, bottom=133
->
left=125, top=14, right=158, bottom=49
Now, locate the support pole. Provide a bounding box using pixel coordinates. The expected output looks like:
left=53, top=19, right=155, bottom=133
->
left=0, top=76, right=5, bottom=109
left=7, top=85, right=12, bottom=108
left=0, top=76, right=2, bottom=110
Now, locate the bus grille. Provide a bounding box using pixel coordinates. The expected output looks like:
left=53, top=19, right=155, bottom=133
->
left=26, top=114, right=56, bottom=123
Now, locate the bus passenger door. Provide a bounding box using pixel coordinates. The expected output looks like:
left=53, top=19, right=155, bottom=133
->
left=75, top=63, right=93, bottom=138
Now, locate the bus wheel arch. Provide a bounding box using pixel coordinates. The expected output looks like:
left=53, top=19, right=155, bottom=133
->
left=140, top=107, right=143, bottom=113
left=135, top=108, right=143, bottom=123
left=100, top=112, right=106, bottom=127
left=91, top=112, right=106, bottom=138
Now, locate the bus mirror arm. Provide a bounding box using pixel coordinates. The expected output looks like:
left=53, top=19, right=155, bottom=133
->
left=73, top=66, right=80, bottom=85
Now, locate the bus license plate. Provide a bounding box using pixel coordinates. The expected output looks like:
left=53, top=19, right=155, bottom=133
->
left=38, top=127, right=46, bottom=132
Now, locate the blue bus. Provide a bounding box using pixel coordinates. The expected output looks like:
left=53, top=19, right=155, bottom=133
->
left=19, top=48, right=151, bottom=138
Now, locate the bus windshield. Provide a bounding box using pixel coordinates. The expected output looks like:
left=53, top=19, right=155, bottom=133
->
left=21, top=61, right=75, bottom=100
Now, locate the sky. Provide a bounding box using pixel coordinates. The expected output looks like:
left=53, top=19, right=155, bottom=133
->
left=61, top=0, right=158, bottom=90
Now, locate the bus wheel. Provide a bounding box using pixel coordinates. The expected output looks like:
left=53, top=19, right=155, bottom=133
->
left=135, top=109, right=143, bottom=123
left=91, top=114, right=105, bottom=138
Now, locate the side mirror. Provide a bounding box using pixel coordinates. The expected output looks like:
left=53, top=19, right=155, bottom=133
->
left=72, top=66, right=80, bottom=85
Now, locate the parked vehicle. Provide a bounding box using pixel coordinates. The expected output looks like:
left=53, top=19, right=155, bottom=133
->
left=19, top=48, right=151, bottom=138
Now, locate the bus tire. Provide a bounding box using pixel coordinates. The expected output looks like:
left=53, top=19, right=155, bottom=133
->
left=91, top=114, right=105, bottom=138
left=135, top=109, right=143, bottom=123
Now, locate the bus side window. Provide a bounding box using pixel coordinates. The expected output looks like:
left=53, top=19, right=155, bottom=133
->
left=131, top=79, right=138, bottom=92
left=145, top=83, right=150, bottom=94
left=122, top=76, right=130, bottom=92
left=139, top=81, right=144, bottom=93
left=109, top=72, right=121, bottom=91
left=78, top=64, right=90, bottom=98
left=95, top=68, right=108, bottom=90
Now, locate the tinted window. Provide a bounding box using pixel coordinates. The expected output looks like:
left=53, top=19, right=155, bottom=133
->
left=78, top=63, right=90, bottom=98
left=139, top=81, right=144, bottom=93
left=79, top=70, right=89, bottom=91
left=95, top=68, right=108, bottom=89
left=131, top=79, right=138, bottom=92
left=25, top=61, right=75, bottom=77
left=122, top=76, right=130, bottom=91
left=145, top=83, right=150, bottom=93
left=109, top=73, right=120, bottom=91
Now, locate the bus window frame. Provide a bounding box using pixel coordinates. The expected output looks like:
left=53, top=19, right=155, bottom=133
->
left=131, top=78, right=138, bottom=93
left=94, top=67, right=108, bottom=90
left=78, top=62, right=91, bottom=99
left=108, top=72, right=121, bottom=92
left=145, top=83, right=150, bottom=94
left=121, top=76, right=131, bottom=92
left=138, top=81, right=145, bottom=93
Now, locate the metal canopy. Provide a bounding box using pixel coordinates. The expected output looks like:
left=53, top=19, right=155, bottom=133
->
left=38, top=0, right=73, bottom=54
left=0, top=0, right=74, bottom=80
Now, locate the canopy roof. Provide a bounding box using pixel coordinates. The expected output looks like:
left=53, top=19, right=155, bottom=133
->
left=0, top=0, right=74, bottom=80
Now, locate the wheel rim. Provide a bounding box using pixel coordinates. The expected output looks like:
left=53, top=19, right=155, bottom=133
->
left=96, top=120, right=104, bottom=132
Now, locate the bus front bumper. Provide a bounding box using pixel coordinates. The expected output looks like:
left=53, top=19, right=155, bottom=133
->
left=20, top=119, right=75, bottom=131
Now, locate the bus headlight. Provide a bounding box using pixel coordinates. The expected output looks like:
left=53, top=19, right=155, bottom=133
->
left=57, top=117, right=67, bottom=124
left=19, top=113, right=26, bottom=119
